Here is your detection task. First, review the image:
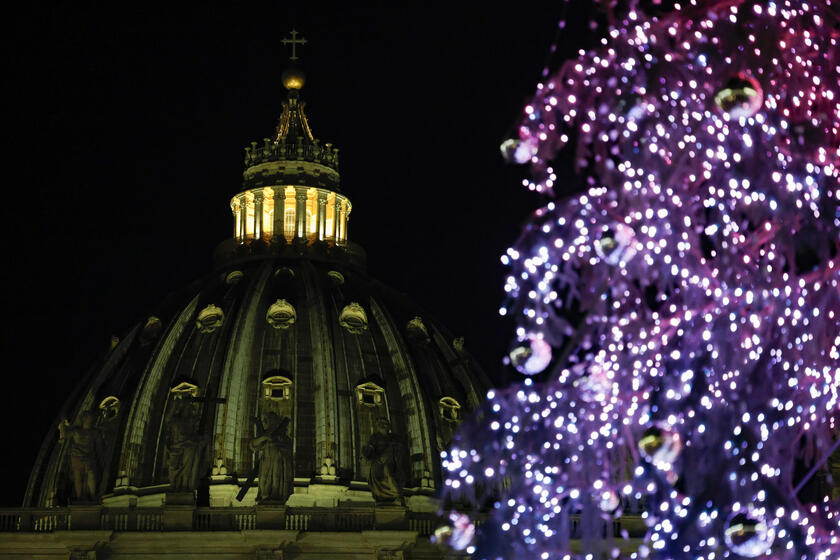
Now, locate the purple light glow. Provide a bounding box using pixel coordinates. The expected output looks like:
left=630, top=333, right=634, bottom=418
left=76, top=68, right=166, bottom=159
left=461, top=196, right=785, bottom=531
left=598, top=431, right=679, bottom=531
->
left=445, top=1, right=840, bottom=558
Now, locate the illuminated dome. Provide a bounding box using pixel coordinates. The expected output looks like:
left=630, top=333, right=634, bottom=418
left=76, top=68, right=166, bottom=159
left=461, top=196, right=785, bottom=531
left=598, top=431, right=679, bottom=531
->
left=22, top=69, right=490, bottom=551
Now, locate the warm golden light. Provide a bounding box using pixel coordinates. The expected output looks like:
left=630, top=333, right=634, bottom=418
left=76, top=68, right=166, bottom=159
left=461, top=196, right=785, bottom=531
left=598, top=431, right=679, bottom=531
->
left=230, top=186, right=350, bottom=245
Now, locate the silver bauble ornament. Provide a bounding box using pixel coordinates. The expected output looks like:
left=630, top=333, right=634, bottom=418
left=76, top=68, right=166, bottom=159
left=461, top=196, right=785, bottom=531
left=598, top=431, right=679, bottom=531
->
left=500, top=137, right=537, bottom=164
left=724, top=509, right=775, bottom=558
left=574, top=364, right=611, bottom=403
left=638, top=424, right=682, bottom=470
left=597, top=490, right=621, bottom=513
left=715, top=73, right=763, bottom=119
left=432, top=512, right=475, bottom=551
left=507, top=335, right=552, bottom=375
left=595, top=223, right=636, bottom=265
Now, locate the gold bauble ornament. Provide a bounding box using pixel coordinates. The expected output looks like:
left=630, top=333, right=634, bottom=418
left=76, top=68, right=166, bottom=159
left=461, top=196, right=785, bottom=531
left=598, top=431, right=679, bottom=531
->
left=715, top=73, right=763, bottom=119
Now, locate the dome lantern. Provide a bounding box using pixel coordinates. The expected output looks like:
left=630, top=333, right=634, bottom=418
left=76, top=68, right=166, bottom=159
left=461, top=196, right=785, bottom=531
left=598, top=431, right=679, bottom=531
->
left=231, top=33, right=350, bottom=248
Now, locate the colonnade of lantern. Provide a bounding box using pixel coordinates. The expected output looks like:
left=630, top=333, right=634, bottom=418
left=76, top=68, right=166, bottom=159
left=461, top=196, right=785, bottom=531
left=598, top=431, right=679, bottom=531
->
left=231, top=186, right=350, bottom=244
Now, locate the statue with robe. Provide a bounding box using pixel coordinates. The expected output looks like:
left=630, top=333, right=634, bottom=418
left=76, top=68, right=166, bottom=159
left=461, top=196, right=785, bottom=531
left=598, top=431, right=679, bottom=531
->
left=59, top=411, right=103, bottom=503
left=250, top=412, right=293, bottom=503
left=164, top=401, right=207, bottom=491
left=362, top=418, right=405, bottom=503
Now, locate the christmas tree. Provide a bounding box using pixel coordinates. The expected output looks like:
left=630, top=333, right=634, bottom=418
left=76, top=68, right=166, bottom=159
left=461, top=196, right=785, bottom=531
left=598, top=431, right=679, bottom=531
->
left=440, top=1, right=840, bottom=558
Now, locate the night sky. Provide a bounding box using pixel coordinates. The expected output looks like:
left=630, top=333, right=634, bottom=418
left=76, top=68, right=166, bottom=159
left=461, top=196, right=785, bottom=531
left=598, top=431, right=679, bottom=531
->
left=2, top=3, right=576, bottom=506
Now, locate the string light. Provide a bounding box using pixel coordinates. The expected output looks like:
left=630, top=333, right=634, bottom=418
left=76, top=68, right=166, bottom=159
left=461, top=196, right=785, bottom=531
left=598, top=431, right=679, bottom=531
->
left=445, top=1, right=840, bottom=557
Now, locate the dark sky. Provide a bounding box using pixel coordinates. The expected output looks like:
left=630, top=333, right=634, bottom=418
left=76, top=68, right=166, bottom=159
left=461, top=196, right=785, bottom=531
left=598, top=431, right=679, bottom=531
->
left=2, top=3, right=573, bottom=505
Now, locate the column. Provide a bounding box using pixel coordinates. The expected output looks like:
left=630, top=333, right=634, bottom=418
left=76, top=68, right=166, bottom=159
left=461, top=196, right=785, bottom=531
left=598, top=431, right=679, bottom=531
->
left=272, top=187, right=285, bottom=242
left=316, top=190, right=327, bottom=241
left=334, top=199, right=343, bottom=243
left=238, top=195, right=247, bottom=241
left=344, top=213, right=349, bottom=242
left=232, top=201, right=240, bottom=239
left=254, top=192, right=264, bottom=240
left=295, top=187, right=307, bottom=240
left=332, top=197, right=341, bottom=241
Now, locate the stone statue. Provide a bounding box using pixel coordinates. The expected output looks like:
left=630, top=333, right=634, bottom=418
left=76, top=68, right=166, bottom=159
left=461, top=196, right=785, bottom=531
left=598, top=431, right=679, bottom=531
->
left=164, top=401, right=208, bottom=492
left=59, top=411, right=103, bottom=503
left=250, top=412, right=293, bottom=503
left=362, top=418, right=405, bottom=503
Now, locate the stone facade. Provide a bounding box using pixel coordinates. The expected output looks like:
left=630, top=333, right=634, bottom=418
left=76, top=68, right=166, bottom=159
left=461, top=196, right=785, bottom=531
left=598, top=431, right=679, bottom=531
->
left=3, top=60, right=489, bottom=559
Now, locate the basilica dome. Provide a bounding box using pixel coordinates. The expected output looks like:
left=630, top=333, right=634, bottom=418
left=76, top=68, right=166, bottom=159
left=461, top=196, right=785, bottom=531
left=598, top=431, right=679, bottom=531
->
left=24, top=73, right=490, bottom=513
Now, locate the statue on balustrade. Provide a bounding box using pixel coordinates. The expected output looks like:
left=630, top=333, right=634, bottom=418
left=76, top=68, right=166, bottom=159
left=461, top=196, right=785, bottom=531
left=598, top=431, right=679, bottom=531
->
left=58, top=410, right=104, bottom=503
left=362, top=418, right=405, bottom=503
left=164, top=401, right=208, bottom=492
left=250, top=412, right=294, bottom=503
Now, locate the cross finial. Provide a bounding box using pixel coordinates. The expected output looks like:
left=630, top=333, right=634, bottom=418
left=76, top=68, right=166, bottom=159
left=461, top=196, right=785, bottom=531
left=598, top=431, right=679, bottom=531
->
left=282, top=29, right=307, bottom=62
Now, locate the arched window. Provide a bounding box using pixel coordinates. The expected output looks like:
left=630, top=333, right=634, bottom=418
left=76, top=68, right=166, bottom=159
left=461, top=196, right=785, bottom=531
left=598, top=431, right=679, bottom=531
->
left=284, top=208, right=296, bottom=238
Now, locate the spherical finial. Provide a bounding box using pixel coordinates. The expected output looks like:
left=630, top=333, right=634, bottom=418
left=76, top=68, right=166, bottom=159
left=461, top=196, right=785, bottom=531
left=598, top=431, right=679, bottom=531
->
left=282, top=67, right=305, bottom=90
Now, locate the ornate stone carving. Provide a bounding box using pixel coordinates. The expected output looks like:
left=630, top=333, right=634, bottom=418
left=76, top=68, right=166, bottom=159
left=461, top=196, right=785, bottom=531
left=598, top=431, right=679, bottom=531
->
left=58, top=411, right=103, bottom=503
left=339, top=302, right=367, bottom=334
left=266, top=299, right=296, bottom=329
left=196, top=304, right=224, bottom=333
left=98, top=396, right=120, bottom=420
left=327, top=270, right=344, bottom=285
left=114, top=470, right=130, bottom=490
left=250, top=413, right=294, bottom=503
left=170, top=380, right=199, bottom=398
left=262, top=376, right=293, bottom=400
left=406, top=316, right=429, bottom=342
left=224, top=270, right=244, bottom=285
left=140, top=316, right=162, bottom=345
left=210, top=458, right=231, bottom=482
left=438, top=397, right=462, bottom=423
left=355, top=381, right=385, bottom=407
left=362, top=418, right=405, bottom=503
left=318, top=456, right=337, bottom=479
left=274, top=266, right=294, bottom=278
left=420, top=469, right=435, bottom=490
left=163, top=400, right=208, bottom=491
left=452, top=336, right=465, bottom=353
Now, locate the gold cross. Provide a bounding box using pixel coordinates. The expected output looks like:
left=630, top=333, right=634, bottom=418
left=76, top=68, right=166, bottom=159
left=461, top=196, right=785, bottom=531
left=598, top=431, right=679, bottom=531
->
left=281, top=29, right=307, bottom=61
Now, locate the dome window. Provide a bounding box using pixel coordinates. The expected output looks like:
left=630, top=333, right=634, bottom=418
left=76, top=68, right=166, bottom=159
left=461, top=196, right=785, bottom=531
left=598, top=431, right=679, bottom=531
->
left=98, top=396, right=120, bottom=419
left=439, top=397, right=462, bottom=423
left=339, top=302, right=368, bottom=334
left=262, top=375, right=293, bottom=400
left=224, top=270, right=244, bottom=285
left=327, top=270, right=344, bottom=285
left=170, top=380, right=199, bottom=398
left=266, top=299, right=296, bottom=329
left=406, top=317, right=430, bottom=342
left=140, top=316, right=162, bottom=345
left=196, top=305, right=224, bottom=333
left=355, top=382, right=384, bottom=407
left=275, top=266, right=295, bottom=278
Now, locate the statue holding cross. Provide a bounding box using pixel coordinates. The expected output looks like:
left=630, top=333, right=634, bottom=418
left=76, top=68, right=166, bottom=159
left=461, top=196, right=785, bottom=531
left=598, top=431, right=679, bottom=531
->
left=246, top=412, right=294, bottom=503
